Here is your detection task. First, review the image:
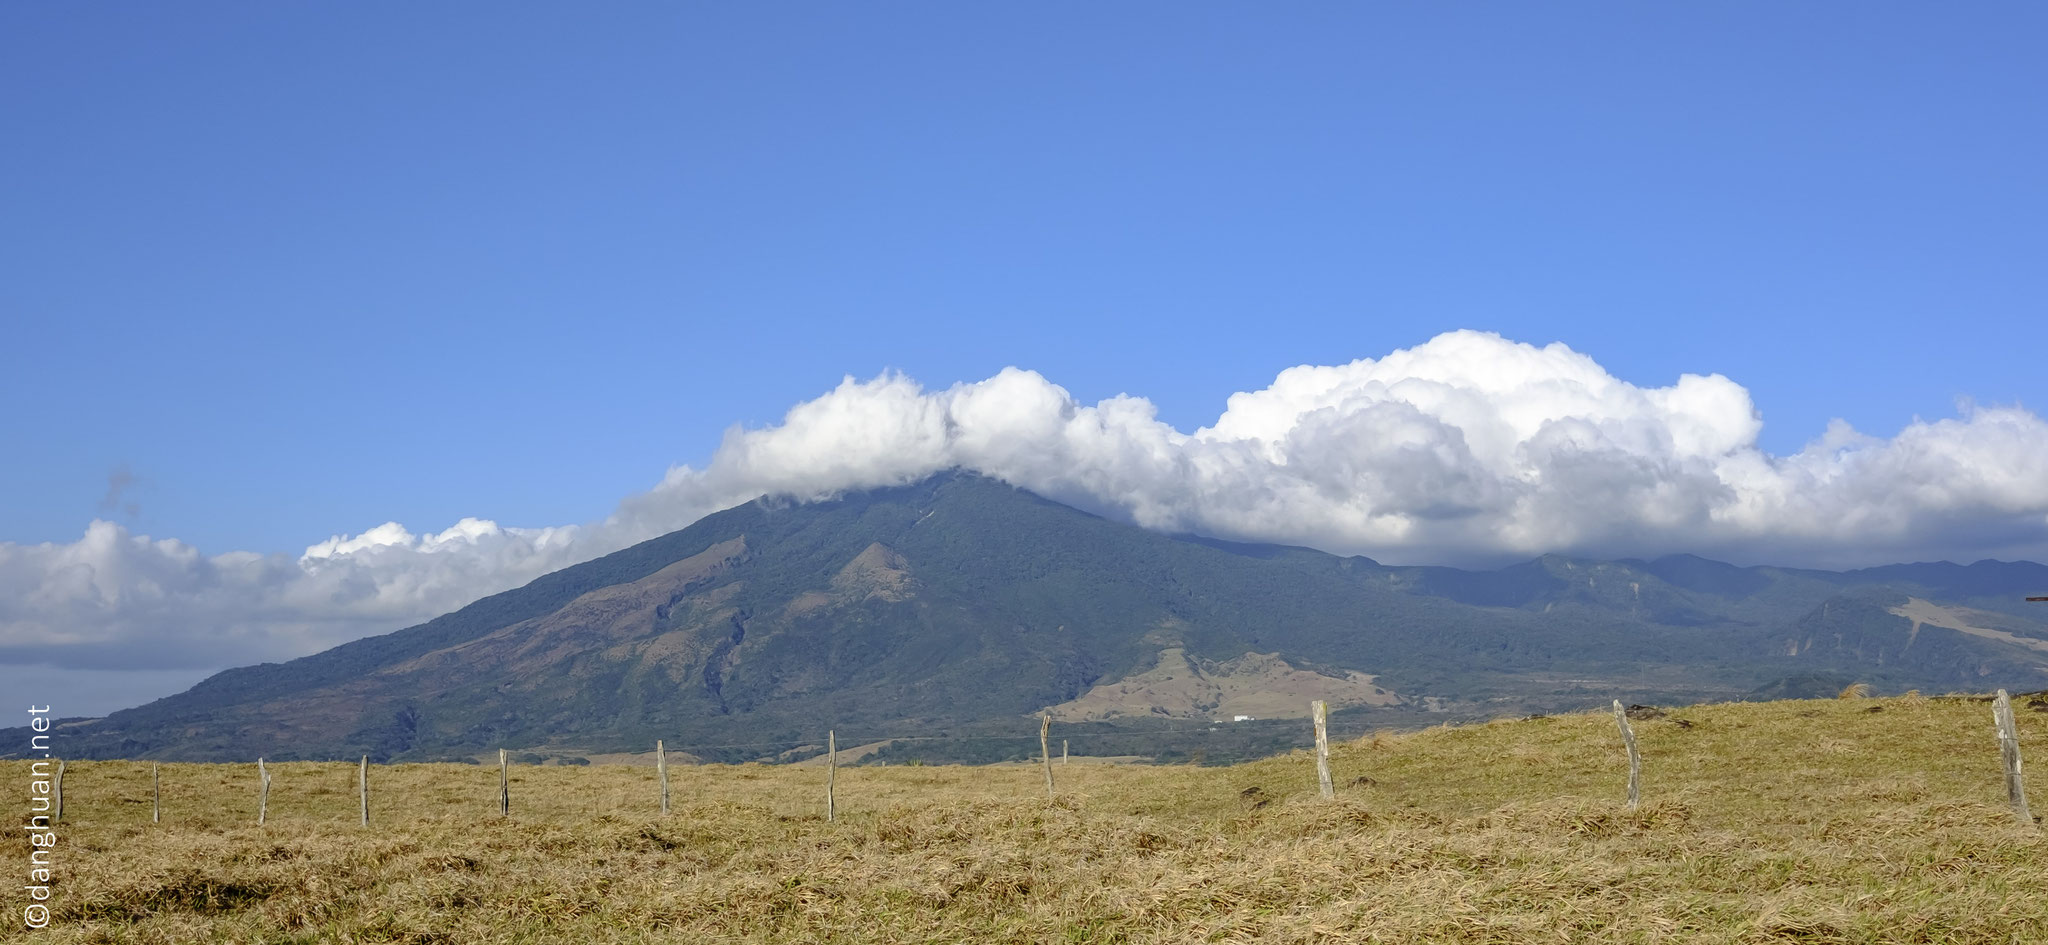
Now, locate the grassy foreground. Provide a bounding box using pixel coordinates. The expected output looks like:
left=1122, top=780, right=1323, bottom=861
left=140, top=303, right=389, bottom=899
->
left=8, top=695, right=2047, bottom=944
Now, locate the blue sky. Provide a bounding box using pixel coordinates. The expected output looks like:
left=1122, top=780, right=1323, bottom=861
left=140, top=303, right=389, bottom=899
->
left=7, top=3, right=2044, bottom=554
left=4, top=5, right=2047, bottom=714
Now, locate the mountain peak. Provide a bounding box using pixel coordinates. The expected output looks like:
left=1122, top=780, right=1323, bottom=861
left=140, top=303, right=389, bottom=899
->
left=22, top=477, right=2048, bottom=763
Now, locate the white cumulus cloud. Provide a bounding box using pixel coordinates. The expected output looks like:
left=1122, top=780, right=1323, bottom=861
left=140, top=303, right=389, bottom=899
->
left=5, top=330, right=2047, bottom=693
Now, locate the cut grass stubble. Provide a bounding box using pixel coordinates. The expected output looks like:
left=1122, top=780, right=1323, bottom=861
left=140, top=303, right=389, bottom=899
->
left=10, top=696, right=2048, bottom=944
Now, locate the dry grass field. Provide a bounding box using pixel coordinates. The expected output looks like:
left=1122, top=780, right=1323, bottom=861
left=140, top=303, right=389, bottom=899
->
left=9, top=694, right=2048, bottom=944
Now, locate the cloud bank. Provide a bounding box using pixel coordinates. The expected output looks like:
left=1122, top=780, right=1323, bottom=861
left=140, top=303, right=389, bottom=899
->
left=7, top=330, right=2048, bottom=684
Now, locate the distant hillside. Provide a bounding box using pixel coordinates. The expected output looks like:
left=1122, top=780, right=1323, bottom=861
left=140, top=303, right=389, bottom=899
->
left=14, top=472, right=2048, bottom=762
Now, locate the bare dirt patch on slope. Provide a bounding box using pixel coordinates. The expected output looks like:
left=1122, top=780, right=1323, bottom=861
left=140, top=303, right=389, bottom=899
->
left=1889, top=597, right=2048, bottom=657
left=1044, top=648, right=1401, bottom=722
left=792, top=739, right=899, bottom=766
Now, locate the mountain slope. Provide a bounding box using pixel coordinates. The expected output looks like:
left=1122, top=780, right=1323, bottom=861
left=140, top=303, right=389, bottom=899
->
left=22, top=472, right=2048, bottom=762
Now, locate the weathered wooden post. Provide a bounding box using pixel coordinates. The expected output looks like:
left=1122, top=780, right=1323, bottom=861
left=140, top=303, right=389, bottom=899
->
left=53, top=760, right=64, bottom=824
left=359, top=756, right=369, bottom=827
left=656, top=740, right=670, bottom=816
left=153, top=763, right=161, bottom=824
left=1612, top=700, right=1641, bottom=810
left=498, top=749, right=510, bottom=817
left=1040, top=715, right=1055, bottom=798
left=1312, top=700, right=1334, bottom=799
left=826, top=730, right=837, bottom=823
left=257, top=758, right=270, bottom=826
left=1063, top=739, right=1069, bottom=765
left=1994, top=689, right=2032, bottom=826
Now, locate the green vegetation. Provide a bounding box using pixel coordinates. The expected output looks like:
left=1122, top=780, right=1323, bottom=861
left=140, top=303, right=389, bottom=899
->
left=12, top=695, right=2048, bottom=943
left=14, top=472, right=2048, bottom=764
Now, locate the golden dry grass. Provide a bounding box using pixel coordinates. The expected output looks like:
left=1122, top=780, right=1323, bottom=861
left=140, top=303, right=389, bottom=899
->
left=8, top=696, right=2048, bottom=943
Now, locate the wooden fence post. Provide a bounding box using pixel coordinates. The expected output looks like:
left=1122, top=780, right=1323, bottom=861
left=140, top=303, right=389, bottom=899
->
left=359, top=756, right=369, bottom=827
left=1313, top=700, right=1333, bottom=800
left=53, top=760, right=64, bottom=824
left=1994, top=689, right=2032, bottom=826
left=1063, top=739, right=1069, bottom=765
left=1612, top=700, right=1641, bottom=810
left=153, top=763, right=161, bottom=824
left=257, top=758, right=270, bottom=826
left=1040, top=715, right=1055, bottom=798
left=657, top=740, right=670, bottom=816
left=827, top=730, right=837, bottom=823
left=499, top=749, right=510, bottom=817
